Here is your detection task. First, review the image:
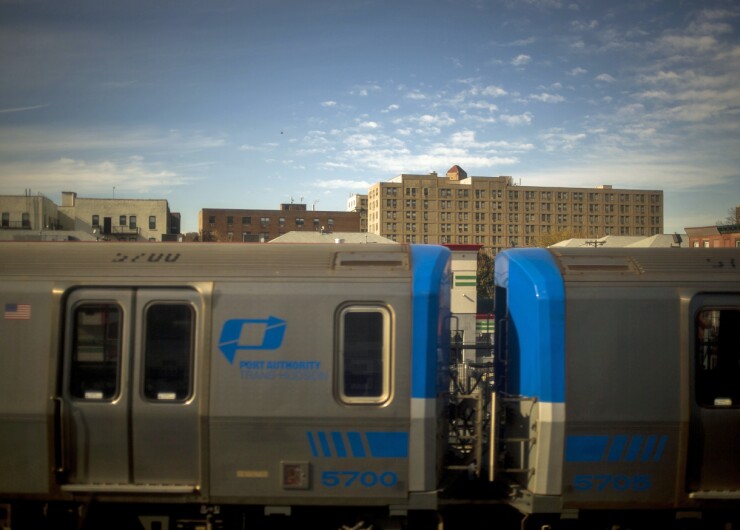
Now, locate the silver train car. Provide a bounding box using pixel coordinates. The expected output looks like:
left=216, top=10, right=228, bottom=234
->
left=492, top=247, right=740, bottom=529
left=0, top=242, right=739, bottom=529
left=0, top=242, right=451, bottom=529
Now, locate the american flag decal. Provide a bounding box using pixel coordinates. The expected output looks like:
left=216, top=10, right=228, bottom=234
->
left=4, top=303, right=31, bottom=320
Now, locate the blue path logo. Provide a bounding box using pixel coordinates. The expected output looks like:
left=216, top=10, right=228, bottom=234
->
left=218, top=316, right=287, bottom=364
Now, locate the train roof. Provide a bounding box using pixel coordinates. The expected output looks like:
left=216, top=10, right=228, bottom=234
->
left=496, top=247, right=740, bottom=286
left=0, top=241, right=420, bottom=281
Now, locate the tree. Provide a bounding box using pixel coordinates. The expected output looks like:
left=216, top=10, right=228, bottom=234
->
left=716, top=206, right=740, bottom=226
left=476, top=247, right=495, bottom=302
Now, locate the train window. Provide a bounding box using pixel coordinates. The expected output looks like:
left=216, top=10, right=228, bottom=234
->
left=69, top=303, right=122, bottom=400
left=143, top=303, right=194, bottom=401
left=337, top=305, right=392, bottom=404
left=695, top=309, right=740, bottom=407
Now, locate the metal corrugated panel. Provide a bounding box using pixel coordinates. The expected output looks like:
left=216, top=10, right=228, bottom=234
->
left=549, top=247, right=740, bottom=283
left=0, top=241, right=411, bottom=280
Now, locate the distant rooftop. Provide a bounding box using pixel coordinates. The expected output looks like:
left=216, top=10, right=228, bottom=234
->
left=551, top=234, right=687, bottom=248
left=269, top=231, right=397, bottom=244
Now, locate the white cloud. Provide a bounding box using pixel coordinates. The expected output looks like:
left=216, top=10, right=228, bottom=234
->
left=321, top=100, right=337, bottom=107
left=595, top=73, right=616, bottom=83
left=313, top=178, right=373, bottom=190
left=530, top=92, right=565, bottom=103
left=540, top=129, right=587, bottom=151
left=500, top=112, right=534, bottom=125
left=511, top=54, right=532, bottom=66
left=407, top=113, right=456, bottom=128
left=405, top=90, right=428, bottom=100
left=0, top=156, right=189, bottom=197
left=0, top=104, right=48, bottom=114
left=482, top=85, right=508, bottom=97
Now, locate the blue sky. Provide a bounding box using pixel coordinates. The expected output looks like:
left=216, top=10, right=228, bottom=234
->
left=1, top=0, right=739, bottom=234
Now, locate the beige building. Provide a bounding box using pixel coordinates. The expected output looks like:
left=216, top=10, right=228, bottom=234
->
left=0, top=193, right=61, bottom=231
left=0, top=191, right=180, bottom=241
left=57, top=192, right=178, bottom=241
left=368, top=165, right=664, bottom=252
left=346, top=194, right=369, bottom=233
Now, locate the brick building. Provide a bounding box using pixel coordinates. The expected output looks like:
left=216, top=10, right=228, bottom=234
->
left=368, top=165, right=664, bottom=252
left=199, top=203, right=361, bottom=242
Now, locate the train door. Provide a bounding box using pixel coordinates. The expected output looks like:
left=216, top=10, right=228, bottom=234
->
left=57, top=288, right=202, bottom=492
left=687, top=294, right=740, bottom=495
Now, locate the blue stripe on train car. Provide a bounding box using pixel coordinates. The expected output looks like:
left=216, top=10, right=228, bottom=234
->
left=565, top=434, right=668, bottom=463
left=494, top=248, right=566, bottom=403
left=410, top=245, right=451, bottom=400
left=306, top=432, right=409, bottom=458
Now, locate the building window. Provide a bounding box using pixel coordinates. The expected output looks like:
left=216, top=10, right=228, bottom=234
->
left=149, top=216, right=156, bottom=230
left=295, top=218, right=305, bottom=227
left=1, top=213, right=8, bottom=227
left=92, top=215, right=100, bottom=227
left=226, top=216, right=233, bottom=226
left=22, top=213, right=30, bottom=228
left=208, top=216, right=216, bottom=227
left=337, top=305, right=391, bottom=404
left=120, top=215, right=127, bottom=226
left=129, top=215, right=137, bottom=229
left=260, top=217, right=270, bottom=227
left=242, top=216, right=251, bottom=225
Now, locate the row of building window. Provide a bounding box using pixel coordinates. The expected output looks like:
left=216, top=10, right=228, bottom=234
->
left=380, top=215, right=659, bottom=232
left=377, top=208, right=660, bottom=223
left=373, top=200, right=662, bottom=215
left=388, top=226, right=663, bottom=244
left=1, top=212, right=31, bottom=228
left=381, top=187, right=661, bottom=203
left=210, top=216, right=335, bottom=228
left=91, top=215, right=157, bottom=230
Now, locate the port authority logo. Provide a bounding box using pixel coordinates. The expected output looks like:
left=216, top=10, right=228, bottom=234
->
left=218, top=317, right=287, bottom=364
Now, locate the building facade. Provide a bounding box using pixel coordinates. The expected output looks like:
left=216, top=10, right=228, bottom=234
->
left=0, top=191, right=180, bottom=241
left=444, top=244, right=481, bottom=360
left=346, top=194, right=369, bottom=233
left=199, top=203, right=362, bottom=242
left=368, top=165, right=664, bottom=252
left=58, top=192, right=177, bottom=241
left=0, top=193, right=61, bottom=231
left=685, top=225, right=740, bottom=248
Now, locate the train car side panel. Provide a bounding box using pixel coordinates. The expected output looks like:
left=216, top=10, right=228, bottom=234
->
left=208, top=276, right=414, bottom=504
left=562, top=285, right=682, bottom=509
left=0, top=281, right=52, bottom=495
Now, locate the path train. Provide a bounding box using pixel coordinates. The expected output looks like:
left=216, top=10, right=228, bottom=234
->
left=0, top=242, right=738, bottom=529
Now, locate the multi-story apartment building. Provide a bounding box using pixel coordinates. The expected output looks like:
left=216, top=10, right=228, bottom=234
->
left=368, top=165, right=664, bottom=252
left=0, top=191, right=180, bottom=241
left=199, top=203, right=361, bottom=242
